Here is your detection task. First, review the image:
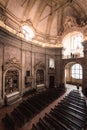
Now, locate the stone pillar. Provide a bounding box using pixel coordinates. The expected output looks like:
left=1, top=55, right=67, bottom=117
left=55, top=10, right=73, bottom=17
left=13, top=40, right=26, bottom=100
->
left=82, top=40, right=87, bottom=92
left=55, top=47, right=63, bottom=87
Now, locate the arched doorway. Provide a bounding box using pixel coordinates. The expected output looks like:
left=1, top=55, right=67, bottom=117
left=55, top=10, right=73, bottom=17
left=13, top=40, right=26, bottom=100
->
left=65, top=62, right=83, bottom=86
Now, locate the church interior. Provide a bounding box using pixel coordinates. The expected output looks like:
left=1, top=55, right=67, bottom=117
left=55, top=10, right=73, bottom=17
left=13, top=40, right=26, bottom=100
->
left=0, top=0, right=87, bottom=130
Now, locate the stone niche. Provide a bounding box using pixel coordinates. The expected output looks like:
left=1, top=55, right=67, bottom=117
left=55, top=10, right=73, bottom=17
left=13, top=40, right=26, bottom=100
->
left=25, top=76, right=33, bottom=88
left=3, top=57, right=22, bottom=105
left=35, top=61, right=46, bottom=91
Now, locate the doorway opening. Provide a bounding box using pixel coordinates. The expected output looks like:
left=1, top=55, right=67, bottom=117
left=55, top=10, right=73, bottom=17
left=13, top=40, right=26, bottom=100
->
left=49, top=76, right=55, bottom=88
left=65, top=62, right=83, bottom=87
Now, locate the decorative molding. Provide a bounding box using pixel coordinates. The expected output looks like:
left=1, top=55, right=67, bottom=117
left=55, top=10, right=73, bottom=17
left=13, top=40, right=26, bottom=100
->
left=3, top=57, right=21, bottom=71
left=63, top=16, right=78, bottom=31
left=34, top=61, right=45, bottom=69
left=83, top=25, right=87, bottom=36
left=0, top=6, right=7, bottom=23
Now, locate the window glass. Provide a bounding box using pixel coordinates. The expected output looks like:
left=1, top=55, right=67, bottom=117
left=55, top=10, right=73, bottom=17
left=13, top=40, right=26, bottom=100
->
left=71, top=64, right=82, bottom=79
left=49, top=58, right=55, bottom=68
left=62, top=33, right=83, bottom=58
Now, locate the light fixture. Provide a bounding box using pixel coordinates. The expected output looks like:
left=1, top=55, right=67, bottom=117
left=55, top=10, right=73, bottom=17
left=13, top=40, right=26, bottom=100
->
left=21, top=25, right=35, bottom=40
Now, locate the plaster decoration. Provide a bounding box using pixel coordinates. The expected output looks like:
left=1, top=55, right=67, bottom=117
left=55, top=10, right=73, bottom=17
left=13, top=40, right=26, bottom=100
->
left=64, top=16, right=78, bottom=31
left=57, top=36, right=62, bottom=45
left=80, top=19, right=86, bottom=27
left=45, top=34, right=50, bottom=42
left=0, top=0, right=87, bottom=48
left=4, top=45, right=21, bottom=63
left=35, top=54, right=45, bottom=64
left=21, top=19, right=34, bottom=29
left=3, top=57, right=21, bottom=71
left=83, top=26, right=87, bottom=36
left=34, top=61, right=45, bottom=70
left=0, top=6, right=7, bottom=23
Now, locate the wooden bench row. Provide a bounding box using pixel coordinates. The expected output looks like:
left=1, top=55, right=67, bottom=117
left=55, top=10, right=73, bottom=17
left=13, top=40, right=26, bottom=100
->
left=2, top=113, right=15, bottom=130
left=2, top=87, right=65, bottom=129
left=31, top=90, right=87, bottom=130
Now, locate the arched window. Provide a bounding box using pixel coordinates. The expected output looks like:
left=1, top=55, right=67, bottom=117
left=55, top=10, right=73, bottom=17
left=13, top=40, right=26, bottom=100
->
left=71, top=34, right=83, bottom=50
left=62, top=32, right=83, bottom=58
left=71, top=64, right=82, bottom=79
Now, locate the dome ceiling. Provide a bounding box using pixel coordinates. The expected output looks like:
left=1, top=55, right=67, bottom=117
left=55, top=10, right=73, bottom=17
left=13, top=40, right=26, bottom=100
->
left=0, top=0, right=87, bottom=47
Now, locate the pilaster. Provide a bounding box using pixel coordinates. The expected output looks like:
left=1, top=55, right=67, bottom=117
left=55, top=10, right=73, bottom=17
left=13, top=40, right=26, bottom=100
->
left=0, top=43, right=4, bottom=106
left=31, top=51, right=35, bottom=89
left=82, top=40, right=87, bottom=90
left=45, top=49, right=49, bottom=88
left=21, top=43, right=26, bottom=94
left=55, top=47, right=63, bottom=87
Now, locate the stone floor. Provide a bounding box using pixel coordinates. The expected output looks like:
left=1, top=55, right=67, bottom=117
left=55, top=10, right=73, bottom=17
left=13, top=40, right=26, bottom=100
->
left=0, top=84, right=84, bottom=130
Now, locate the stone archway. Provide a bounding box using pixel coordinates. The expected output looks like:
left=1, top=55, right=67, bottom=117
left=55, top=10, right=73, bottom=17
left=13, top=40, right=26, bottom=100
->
left=65, top=62, right=83, bottom=86
left=62, top=58, right=84, bottom=87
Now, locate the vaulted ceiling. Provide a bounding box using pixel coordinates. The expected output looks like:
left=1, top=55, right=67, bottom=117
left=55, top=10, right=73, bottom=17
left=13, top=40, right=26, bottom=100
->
left=0, top=0, right=87, bottom=47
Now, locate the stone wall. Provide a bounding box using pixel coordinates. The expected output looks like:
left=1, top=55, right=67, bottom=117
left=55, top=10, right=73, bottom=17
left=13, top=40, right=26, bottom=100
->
left=0, top=27, right=61, bottom=106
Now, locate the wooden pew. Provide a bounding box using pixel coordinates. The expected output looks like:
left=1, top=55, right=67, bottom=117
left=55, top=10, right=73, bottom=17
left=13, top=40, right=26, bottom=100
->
left=61, top=99, right=86, bottom=112
left=55, top=105, right=86, bottom=122
left=50, top=109, right=82, bottom=130
left=58, top=103, right=87, bottom=117
left=18, top=104, right=33, bottom=120
left=37, top=118, right=51, bottom=130
left=51, top=108, right=85, bottom=129
left=11, top=109, right=24, bottom=127
left=63, top=97, right=86, bottom=107
left=2, top=113, right=15, bottom=130
left=44, top=113, right=71, bottom=130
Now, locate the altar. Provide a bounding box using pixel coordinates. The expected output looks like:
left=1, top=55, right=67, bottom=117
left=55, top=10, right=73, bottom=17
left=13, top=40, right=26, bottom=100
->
left=5, top=91, right=22, bottom=105
left=36, top=84, right=46, bottom=92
